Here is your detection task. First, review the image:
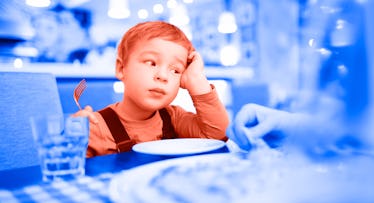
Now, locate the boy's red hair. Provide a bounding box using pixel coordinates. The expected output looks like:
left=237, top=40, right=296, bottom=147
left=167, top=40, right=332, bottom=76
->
left=117, top=21, right=194, bottom=66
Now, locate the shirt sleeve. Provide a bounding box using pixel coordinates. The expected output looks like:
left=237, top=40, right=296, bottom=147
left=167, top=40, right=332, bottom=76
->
left=168, top=84, right=229, bottom=141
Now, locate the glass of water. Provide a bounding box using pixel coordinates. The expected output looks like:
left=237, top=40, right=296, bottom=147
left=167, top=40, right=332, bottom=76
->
left=30, top=114, right=89, bottom=182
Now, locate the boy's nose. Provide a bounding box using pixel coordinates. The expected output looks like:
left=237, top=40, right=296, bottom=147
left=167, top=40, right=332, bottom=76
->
left=154, top=66, right=168, bottom=82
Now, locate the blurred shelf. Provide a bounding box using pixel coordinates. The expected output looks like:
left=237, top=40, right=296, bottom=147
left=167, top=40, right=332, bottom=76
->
left=0, top=63, right=254, bottom=81
left=0, top=63, right=115, bottom=78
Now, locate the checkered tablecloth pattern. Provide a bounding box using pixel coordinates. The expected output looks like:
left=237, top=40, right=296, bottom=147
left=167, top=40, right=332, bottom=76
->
left=0, top=173, right=115, bottom=203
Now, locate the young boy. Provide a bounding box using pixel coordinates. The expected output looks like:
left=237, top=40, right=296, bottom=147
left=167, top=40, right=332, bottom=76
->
left=77, top=21, right=229, bottom=157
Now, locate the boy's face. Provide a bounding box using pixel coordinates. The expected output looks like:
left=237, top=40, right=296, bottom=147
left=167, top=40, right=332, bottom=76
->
left=118, top=38, right=188, bottom=112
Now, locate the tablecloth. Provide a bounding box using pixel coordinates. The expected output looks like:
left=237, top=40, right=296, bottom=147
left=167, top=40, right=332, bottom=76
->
left=0, top=173, right=115, bottom=203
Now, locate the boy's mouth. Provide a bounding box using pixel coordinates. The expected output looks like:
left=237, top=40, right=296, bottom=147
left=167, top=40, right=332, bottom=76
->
left=149, top=88, right=166, bottom=95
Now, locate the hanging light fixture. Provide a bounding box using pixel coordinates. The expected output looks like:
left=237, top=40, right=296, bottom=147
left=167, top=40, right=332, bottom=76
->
left=217, top=0, right=237, bottom=33
left=220, top=44, right=240, bottom=66
left=108, top=0, right=130, bottom=19
left=218, top=12, right=237, bottom=33
left=25, top=0, right=51, bottom=7
left=138, top=9, right=149, bottom=19
left=169, top=3, right=192, bottom=39
left=153, top=4, right=164, bottom=14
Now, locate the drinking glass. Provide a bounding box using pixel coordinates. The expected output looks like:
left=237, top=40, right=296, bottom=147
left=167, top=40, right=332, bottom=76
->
left=30, top=114, right=89, bottom=182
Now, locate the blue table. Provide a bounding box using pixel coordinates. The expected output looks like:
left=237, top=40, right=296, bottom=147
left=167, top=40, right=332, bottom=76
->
left=2, top=146, right=373, bottom=203
left=0, top=146, right=229, bottom=189
left=0, top=147, right=229, bottom=202
left=0, top=152, right=157, bottom=189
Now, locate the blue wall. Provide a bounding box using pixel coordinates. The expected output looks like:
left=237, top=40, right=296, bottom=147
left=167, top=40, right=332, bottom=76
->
left=57, top=78, right=123, bottom=114
left=56, top=77, right=269, bottom=117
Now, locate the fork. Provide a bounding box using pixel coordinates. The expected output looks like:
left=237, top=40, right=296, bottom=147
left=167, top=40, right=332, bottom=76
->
left=73, top=79, right=87, bottom=110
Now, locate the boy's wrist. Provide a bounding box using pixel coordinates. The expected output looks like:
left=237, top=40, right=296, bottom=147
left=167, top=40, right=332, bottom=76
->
left=186, top=76, right=211, bottom=95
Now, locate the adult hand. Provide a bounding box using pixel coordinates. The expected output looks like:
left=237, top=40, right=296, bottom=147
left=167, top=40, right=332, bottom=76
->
left=227, top=103, right=292, bottom=151
left=71, top=105, right=98, bottom=124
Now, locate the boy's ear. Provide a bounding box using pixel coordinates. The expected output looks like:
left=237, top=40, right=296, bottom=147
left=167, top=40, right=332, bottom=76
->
left=115, top=57, right=125, bottom=80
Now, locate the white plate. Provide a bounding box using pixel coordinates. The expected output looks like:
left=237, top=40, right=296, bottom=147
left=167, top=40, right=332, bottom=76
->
left=108, top=150, right=374, bottom=203
left=109, top=153, right=247, bottom=203
left=132, top=138, right=226, bottom=156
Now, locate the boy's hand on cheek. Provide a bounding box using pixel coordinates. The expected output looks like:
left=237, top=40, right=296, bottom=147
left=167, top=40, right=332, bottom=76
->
left=180, top=51, right=211, bottom=95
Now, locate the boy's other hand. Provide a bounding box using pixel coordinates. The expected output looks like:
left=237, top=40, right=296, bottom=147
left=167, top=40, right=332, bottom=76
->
left=71, top=105, right=99, bottom=124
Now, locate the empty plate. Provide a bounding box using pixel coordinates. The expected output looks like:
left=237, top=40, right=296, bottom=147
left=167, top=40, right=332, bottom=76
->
left=132, top=138, right=226, bottom=156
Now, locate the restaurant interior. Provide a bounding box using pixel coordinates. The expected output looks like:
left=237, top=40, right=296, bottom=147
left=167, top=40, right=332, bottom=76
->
left=1, top=0, right=372, bottom=116
left=0, top=0, right=373, bottom=202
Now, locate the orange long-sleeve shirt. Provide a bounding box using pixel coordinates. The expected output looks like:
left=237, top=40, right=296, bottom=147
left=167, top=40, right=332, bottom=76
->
left=86, top=85, right=229, bottom=157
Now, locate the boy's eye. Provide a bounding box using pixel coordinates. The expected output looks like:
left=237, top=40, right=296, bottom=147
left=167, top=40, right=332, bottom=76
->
left=170, top=69, right=180, bottom=74
left=144, top=60, right=156, bottom=67
left=170, top=66, right=182, bottom=75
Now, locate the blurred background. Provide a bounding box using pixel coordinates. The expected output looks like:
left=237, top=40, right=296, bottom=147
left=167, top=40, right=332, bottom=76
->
left=0, top=0, right=372, bottom=139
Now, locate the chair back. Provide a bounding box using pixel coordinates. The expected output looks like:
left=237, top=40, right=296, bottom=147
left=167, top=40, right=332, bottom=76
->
left=0, top=72, right=63, bottom=171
